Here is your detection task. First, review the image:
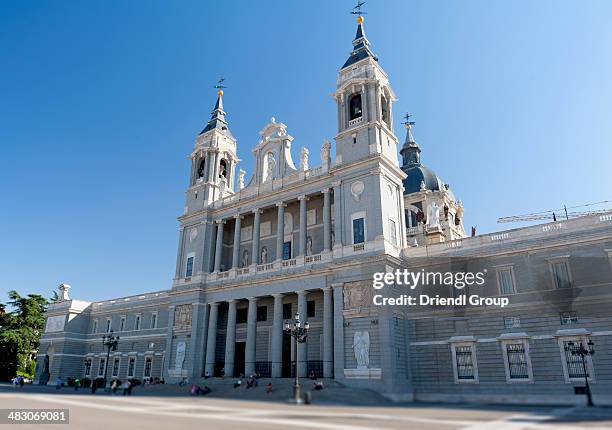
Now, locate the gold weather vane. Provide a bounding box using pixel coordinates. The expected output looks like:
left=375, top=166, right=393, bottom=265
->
left=351, top=1, right=367, bottom=23
left=214, top=78, right=227, bottom=96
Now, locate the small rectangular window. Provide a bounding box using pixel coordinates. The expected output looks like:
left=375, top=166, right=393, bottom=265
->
left=106, top=319, right=112, bottom=333
left=135, top=315, right=141, bottom=331
left=256, top=306, right=267, bottom=322
left=283, top=303, right=292, bottom=320
left=307, top=300, right=315, bottom=318
left=92, top=321, right=98, bottom=334
left=560, top=311, right=578, bottom=325
left=506, top=343, right=529, bottom=379
left=353, top=218, right=365, bottom=244
left=128, top=357, right=136, bottom=378
left=112, top=358, right=120, bottom=377
left=120, top=317, right=126, bottom=332
left=497, top=268, right=515, bottom=295
left=552, top=261, right=571, bottom=289
left=185, top=256, right=194, bottom=277
left=151, top=313, right=157, bottom=329
left=236, top=308, right=248, bottom=324
left=84, top=359, right=92, bottom=376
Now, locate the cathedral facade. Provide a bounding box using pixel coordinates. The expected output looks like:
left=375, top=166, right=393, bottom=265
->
left=38, top=16, right=612, bottom=404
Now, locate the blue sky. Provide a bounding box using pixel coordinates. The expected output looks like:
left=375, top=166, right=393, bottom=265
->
left=1, top=1, right=611, bottom=302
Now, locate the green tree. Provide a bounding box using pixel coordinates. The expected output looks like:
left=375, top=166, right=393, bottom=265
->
left=0, top=291, right=48, bottom=380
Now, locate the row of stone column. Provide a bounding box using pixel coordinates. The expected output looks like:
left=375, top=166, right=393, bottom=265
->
left=212, top=189, right=335, bottom=273
left=203, top=288, right=334, bottom=378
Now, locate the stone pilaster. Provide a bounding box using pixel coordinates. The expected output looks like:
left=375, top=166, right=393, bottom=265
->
left=323, top=286, right=334, bottom=377
left=271, top=293, right=284, bottom=377
left=245, top=297, right=258, bottom=376
left=204, top=302, right=219, bottom=376
left=224, top=300, right=237, bottom=377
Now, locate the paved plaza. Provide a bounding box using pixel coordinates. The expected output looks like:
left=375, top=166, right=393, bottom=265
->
left=2, top=384, right=612, bottom=430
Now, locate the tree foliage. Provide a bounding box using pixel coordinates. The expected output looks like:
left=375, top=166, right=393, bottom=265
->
left=0, top=291, right=48, bottom=381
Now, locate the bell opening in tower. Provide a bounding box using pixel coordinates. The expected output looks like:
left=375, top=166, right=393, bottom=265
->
left=349, top=93, right=363, bottom=120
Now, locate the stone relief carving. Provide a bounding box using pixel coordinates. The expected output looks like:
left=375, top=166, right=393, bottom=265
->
left=343, top=281, right=374, bottom=311
left=189, top=227, right=198, bottom=243
left=173, top=304, right=193, bottom=329
left=353, top=331, right=370, bottom=369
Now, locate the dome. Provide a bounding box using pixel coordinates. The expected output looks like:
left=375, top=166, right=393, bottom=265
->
left=402, top=165, right=443, bottom=195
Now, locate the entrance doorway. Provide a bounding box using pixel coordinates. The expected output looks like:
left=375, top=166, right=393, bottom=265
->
left=234, top=341, right=246, bottom=377
left=281, top=332, right=292, bottom=377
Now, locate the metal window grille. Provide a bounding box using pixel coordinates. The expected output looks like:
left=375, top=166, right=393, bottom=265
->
left=128, top=358, right=135, bottom=377
left=506, top=343, right=529, bottom=379
left=254, top=361, right=271, bottom=377
left=560, top=312, right=578, bottom=325
left=552, top=261, right=571, bottom=289
left=455, top=346, right=475, bottom=379
left=564, top=341, right=586, bottom=378
left=504, top=316, right=521, bottom=329
left=144, top=358, right=152, bottom=378
left=98, top=358, right=106, bottom=377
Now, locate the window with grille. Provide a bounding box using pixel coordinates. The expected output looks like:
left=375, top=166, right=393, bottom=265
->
left=551, top=261, right=571, bottom=289
left=112, top=358, right=120, bottom=377
left=564, top=341, right=586, bottom=378
left=128, top=357, right=136, bottom=378
left=151, top=313, right=157, bottom=329
left=144, top=357, right=152, bottom=378
left=106, top=319, right=111, bottom=333
left=92, top=321, right=98, bottom=334
left=506, top=343, right=529, bottom=379
left=120, top=317, right=125, bottom=332
left=135, top=315, right=141, bottom=331
left=497, top=268, right=515, bottom=294
left=84, top=359, right=92, bottom=376
left=455, top=345, right=475, bottom=380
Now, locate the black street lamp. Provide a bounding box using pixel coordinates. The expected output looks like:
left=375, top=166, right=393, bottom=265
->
left=565, top=339, right=595, bottom=407
left=284, top=312, right=309, bottom=404
left=102, top=330, right=120, bottom=389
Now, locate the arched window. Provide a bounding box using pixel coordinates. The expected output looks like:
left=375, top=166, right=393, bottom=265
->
left=197, top=158, right=206, bottom=178
left=381, top=95, right=390, bottom=128
left=219, top=159, right=228, bottom=179
left=349, top=93, right=363, bottom=120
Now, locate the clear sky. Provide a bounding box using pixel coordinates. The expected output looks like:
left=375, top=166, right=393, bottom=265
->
left=1, top=0, right=611, bottom=302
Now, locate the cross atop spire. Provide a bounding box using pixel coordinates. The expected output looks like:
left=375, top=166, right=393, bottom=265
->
left=351, top=1, right=368, bottom=22
left=400, top=113, right=420, bottom=166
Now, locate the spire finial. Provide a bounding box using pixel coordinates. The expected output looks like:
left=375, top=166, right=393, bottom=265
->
left=214, top=77, right=227, bottom=97
left=351, top=1, right=367, bottom=23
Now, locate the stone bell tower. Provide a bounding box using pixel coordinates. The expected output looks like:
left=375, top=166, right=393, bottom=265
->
left=332, top=14, right=399, bottom=167
left=188, top=85, right=238, bottom=205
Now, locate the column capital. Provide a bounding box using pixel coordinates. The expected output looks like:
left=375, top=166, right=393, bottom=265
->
left=215, top=219, right=226, bottom=225
left=227, top=299, right=237, bottom=305
left=272, top=293, right=284, bottom=299
left=322, top=286, right=332, bottom=292
left=322, top=188, right=332, bottom=194
left=247, top=297, right=259, bottom=303
left=298, top=195, right=310, bottom=201
left=331, top=282, right=344, bottom=289
left=233, top=214, right=244, bottom=220
left=297, top=290, right=308, bottom=297
left=209, top=302, right=219, bottom=308
left=252, top=208, right=263, bottom=215
left=331, top=180, right=342, bottom=188
left=275, top=202, right=287, bottom=208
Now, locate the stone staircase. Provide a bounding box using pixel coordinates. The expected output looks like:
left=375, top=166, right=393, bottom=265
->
left=138, top=378, right=393, bottom=406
